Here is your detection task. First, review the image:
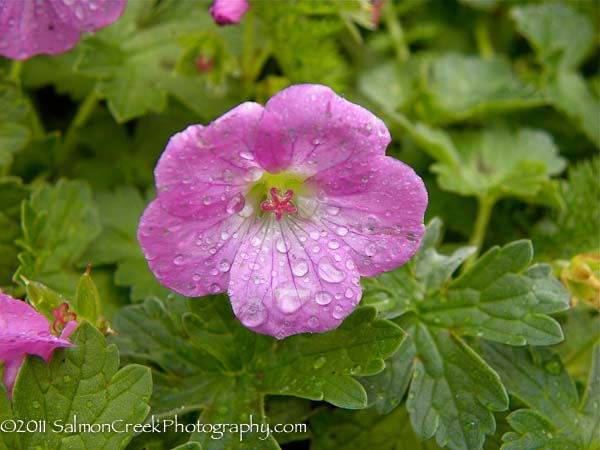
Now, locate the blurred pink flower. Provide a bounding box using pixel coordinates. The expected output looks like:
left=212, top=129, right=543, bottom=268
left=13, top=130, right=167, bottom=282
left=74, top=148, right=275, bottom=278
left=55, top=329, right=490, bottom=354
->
left=138, top=84, right=427, bottom=339
left=0, top=293, right=76, bottom=399
left=0, top=0, right=126, bottom=60
left=209, top=0, right=249, bottom=26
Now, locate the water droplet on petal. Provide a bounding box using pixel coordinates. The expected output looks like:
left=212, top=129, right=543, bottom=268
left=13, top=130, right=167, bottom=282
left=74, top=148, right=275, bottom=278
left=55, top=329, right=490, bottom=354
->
left=315, top=291, right=332, bottom=305
left=365, top=244, right=376, bottom=257
left=291, top=259, right=309, bottom=277
left=226, top=193, right=245, bottom=214
left=336, top=226, right=348, bottom=237
left=243, top=167, right=263, bottom=182
left=276, top=238, right=290, bottom=253
left=173, top=254, right=184, bottom=265
left=220, top=231, right=230, bottom=240
left=326, top=205, right=340, bottom=216
left=209, top=283, right=221, bottom=293
left=345, top=259, right=356, bottom=270
left=318, top=259, right=346, bottom=283
left=308, top=316, right=319, bottom=328
left=328, top=240, right=340, bottom=249
left=344, top=288, right=354, bottom=298
left=241, top=299, right=268, bottom=327
left=219, top=260, right=231, bottom=272
left=333, top=305, right=345, bottom=319
left=239, top=150, right=254, bottom=160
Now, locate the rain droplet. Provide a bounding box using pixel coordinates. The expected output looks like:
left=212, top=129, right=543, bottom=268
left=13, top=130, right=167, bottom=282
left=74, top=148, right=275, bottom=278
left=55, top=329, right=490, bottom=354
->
left=292, top=259, right=309, bottom=277
left=333, top=305, right=345, bottom=319
left=219, top=260, right=231, bottom=272
left=336, top=226, right=348, bottom=236
left=344, top=289, right=353, bottom=298
left=276, top=238, right=290, bottom=253
left=209, top=283, right=221, bottom=293
left=318, top=260, right=346, bottom=283
left=308, top=316, right=319, bottom=328
left=315, top=291, right=332, bottom=305
left=241, top=299, right=268, bottom=327
left=239, top=150, right=254, bottom=161
left=226, top=193, right=245, bottom=214
left=243, top=167, right=263, bottom=182
left=313, top=356, right=326, bottom=369
left=328, top=240, right=340, bottom=249
left=173, top=254, right=184, bottom=265
left=345, top=260, right=356, bottom=270
left=309, top=230, right=320, bottom=240
left=326, top=205, right=340, bottom=216
left=276, top=293, right=302, bottom=314
left=220, top=231, right=230, bottom=240
left=202, top=196, right=212, bottom=205
left=365, top=244, right=376, bottom=257
left=249, top=262, right=261, bottom=271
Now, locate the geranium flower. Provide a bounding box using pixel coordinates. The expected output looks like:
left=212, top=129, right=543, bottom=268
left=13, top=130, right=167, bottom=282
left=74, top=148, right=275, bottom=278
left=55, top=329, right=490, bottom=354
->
left=0, top=293, right=76, bottom=398
left=138, top=84, right=427, bottom=339
left=209, top=0, right=249, bottom=26
left=0, top=0, right=127, bottom=60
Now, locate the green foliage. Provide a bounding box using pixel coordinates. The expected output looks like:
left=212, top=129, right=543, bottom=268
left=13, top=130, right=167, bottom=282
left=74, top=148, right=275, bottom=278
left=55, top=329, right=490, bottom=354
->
left=4, top=323, right=152, bottom=450
left=482, top=343, right=600, bottom=450
left=111, top=296, right=404, bottom=448
left=0, top=0, right=596, bottom=449
left=360, top=220, right=570, bottom=450
left=15, top=179, right=101, bottom=297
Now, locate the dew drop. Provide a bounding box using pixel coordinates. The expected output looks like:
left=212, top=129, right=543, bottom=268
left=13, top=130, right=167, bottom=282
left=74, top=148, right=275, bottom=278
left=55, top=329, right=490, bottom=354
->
left=344, top=288, right=354, bottom=298
left=226, top=193, right=245, bottom=214
left=202, top=196, right=212, bottom=205
left=220, top=231, right=230, bottom=240
left=239, top=150, right=254, bottom=160
left=328, top=240, right=340, bottom=249
left=243, top=167, right=263, bottom=182
left=241, top=299, right=268, bottom=327
left=209, top=283, right=221, bottom=294
left=326, top=205, right=340, bottom=216
left=308, top=316, right=319, bottom=328
left=315, top=291, right=332, bottom=305
left=345, top=259, right=356, bottom=270
left=219, top=260, right=231, bottom=272
left=313, top=356, right=326, bottom=369
left=318, top=260, right=346, bottom=283
left=336, top=226, right=348, bottom=237
left=291, top=259, right=309, bottom=277
left=333, top=305, right=345, bottom=319
left=309, top=230, right=320, bottom=240
left=173, top=254, right=184, bottom=265
left=365, top=244, right=376, bottom=257
left=276, top=238, right=290, bottom=253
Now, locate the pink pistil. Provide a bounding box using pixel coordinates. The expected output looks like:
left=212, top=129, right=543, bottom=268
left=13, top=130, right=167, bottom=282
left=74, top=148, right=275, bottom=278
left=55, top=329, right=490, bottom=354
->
left=51, top=303, right=77, bottom=334
left=260, top=188, right=297, bottom=221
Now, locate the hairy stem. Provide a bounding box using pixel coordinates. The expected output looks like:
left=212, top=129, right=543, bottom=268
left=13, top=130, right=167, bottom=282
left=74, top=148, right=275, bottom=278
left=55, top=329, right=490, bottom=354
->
left=57, top=90, right=98, bottom=169
left=383, top=2, right=409, bottom=62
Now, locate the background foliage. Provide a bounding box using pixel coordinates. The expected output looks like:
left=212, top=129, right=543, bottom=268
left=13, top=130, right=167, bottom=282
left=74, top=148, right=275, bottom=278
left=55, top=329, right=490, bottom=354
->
left=0, top=1, right=598, bottom=450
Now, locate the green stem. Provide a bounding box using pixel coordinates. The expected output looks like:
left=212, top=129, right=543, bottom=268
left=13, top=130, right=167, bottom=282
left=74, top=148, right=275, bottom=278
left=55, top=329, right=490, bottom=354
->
left=475, top=18, right=494, bottom=60
left=241, top=11, right=255, bottom=97
left=9, top=60, right=23, bottom=85
left=57, top=91, right=98, bottom=169
left=462, top=195, right=496, bottom=273
left=383, top=1, right=409, bottom=61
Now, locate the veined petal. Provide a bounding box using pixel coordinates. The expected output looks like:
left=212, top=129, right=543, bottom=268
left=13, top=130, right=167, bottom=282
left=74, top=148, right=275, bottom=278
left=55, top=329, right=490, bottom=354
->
left=154, top=103, right=265, bottom=220
left=0, top=294, right=74, bottom=398
left=254, top=84, right=390, bottom=175
left=309, top=155, right=428, bottom=277
left=138, top=199, right=254, bottom=297
left=0, top=0, right=126, bottom=60
left=228, top=215, right=362, bottom=339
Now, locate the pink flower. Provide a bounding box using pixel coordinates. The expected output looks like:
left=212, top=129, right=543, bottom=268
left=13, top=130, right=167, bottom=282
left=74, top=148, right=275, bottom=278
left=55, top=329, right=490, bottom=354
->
left=209, top=0, right=249, bottom=26
left=138, top=84, right=427, bottom=339
left=0, top=0, right=127, bottom=60
left=0, top=293, right=76, bottom=398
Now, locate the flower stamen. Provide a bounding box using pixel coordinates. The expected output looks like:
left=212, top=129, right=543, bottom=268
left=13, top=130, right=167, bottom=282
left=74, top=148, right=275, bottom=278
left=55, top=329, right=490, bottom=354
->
left=51, top=303, right=77, bottom=334
left=260, top=188, right=297, bottom=221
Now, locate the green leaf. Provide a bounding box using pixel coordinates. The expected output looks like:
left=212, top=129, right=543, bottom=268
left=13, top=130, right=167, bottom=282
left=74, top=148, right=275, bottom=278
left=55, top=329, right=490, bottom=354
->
left=74, top=266, right=101, bottom=325
left=76, top=1, right=225, bottom=122
left=15, top=179, right=102, bottom=298
left=111, top=296, right=404, bottom=449
left=82, top=186, right=170, bottom=301
left=360, top=219, right=570, bottom=450
left=0, top=382, right=15, bottom=450
left=10, top=322, right=152, bottom=450
left=0, top=176, right=29, bottom=288
left=311, top=404, right=444, bottom=450
left=511, top=3, right=594, bottom=71
left=534, top=157, right=600, bottom=260
left=417, top=54, right=545, bottom=123
left=403, top=121, right=566, bottom=201
left=482, top=342, right=600, bottom=450
left=546, top=71, right=600, bottom=148
left=0, top=81, right=31, bottom=170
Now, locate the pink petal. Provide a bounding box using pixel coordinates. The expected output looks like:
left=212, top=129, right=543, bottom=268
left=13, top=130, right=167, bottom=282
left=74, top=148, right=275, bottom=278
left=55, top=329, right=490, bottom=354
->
left=153, top=104, right=265, bottom=220
left=0, top=0, right=126, bottom=60
left=0, top=293, right=74, bottom=399
left=309, top=156, right=428, bottom=277
left=138, top=199, right=254, bottom=297
left=228, top=216, right=362, bottom=339
left=209, top=0, right=249, bottom=26
left=138, top=102, right=266, bottom=297
left=254, top=84, right=391, bottom=174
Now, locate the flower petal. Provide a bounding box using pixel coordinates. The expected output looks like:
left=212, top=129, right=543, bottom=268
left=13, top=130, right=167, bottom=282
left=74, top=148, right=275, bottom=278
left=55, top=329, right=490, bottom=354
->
left=309, top=155, right=428, bottom=277
left=0, top=292, right=50, bottom=334
left=0, top=0, right=125, bottom=60
left=153, top=103, right=265, bottom=220
left=228, top=216, right=362, bottom=339
left=209, top=0, right=249, bottom=26
left=254, top=84, right=390, bottom=174
left=138, top=198, right=254, bottom=297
